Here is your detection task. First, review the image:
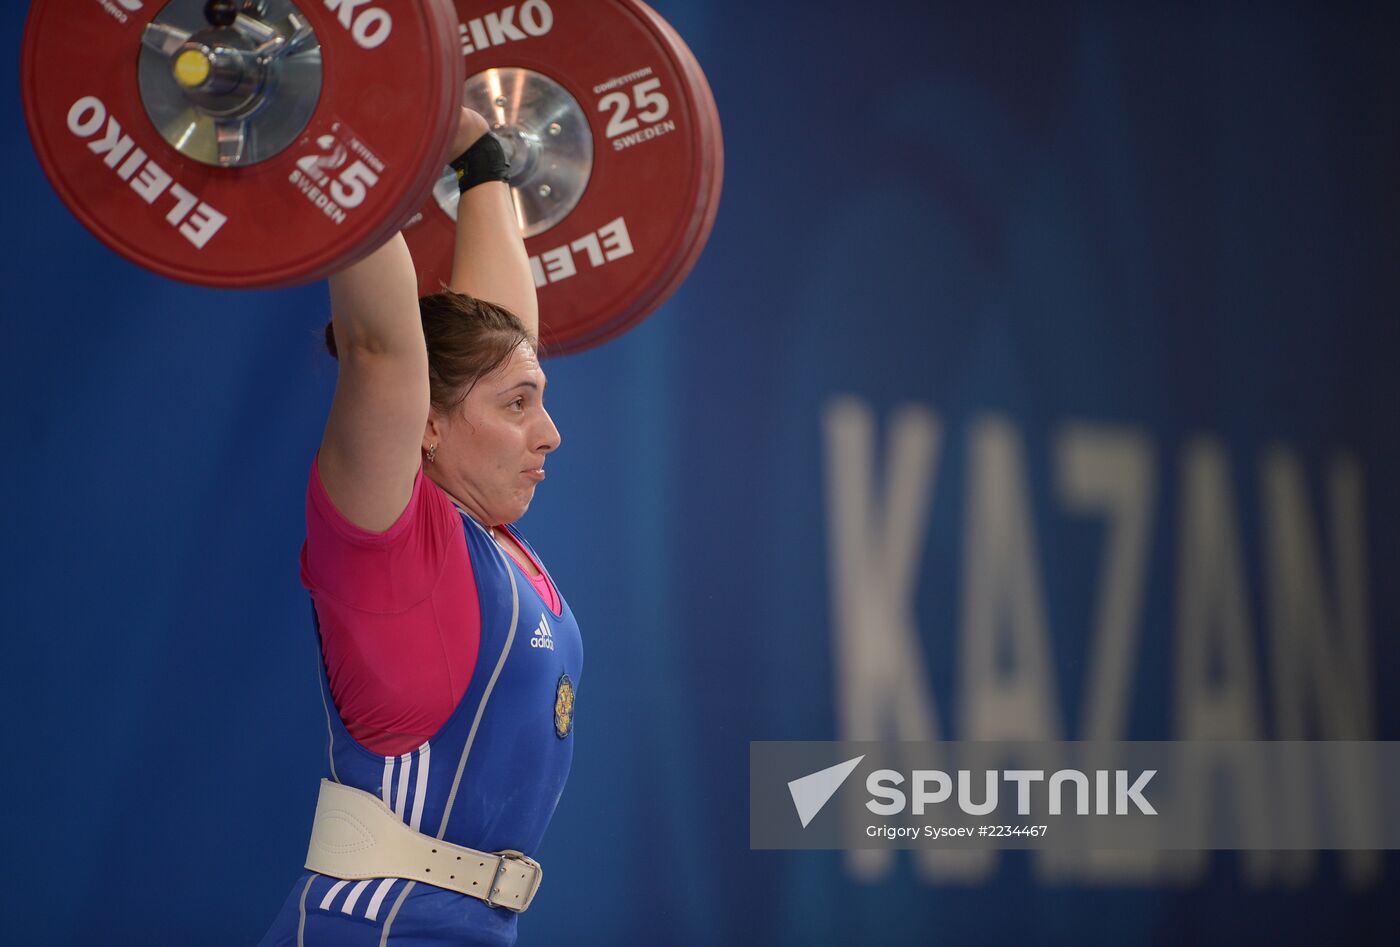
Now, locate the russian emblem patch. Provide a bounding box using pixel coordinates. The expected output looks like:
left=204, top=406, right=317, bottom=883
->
left=554, top=673, right=575, bottom=739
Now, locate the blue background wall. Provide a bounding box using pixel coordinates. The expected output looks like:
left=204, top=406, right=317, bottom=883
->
left=3, top=0, right=1397, bottom=943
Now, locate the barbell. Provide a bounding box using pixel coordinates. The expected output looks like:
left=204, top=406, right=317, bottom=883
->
left=21, top=0, right=724, bottom=355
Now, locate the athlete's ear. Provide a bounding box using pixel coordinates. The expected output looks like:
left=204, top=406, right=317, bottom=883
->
left=423, top=410, right=445, bottom=454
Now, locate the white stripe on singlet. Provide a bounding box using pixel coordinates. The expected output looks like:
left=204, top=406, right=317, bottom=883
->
left=409, top=742, right=431, bottom=831
left=340, top=878, right=373, bottom=915
left=364, top=878, right=397, bottom=922
left=382, top=756, right=393, bottom=807
left=394, top=750, right=411, bottom=817
left=318, top=879, right=350, bottom=911
left=315, top=667, right=340, bottom=783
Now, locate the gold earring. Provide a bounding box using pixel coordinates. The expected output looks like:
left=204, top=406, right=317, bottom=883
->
left=427, top=443, right=438, bottom=463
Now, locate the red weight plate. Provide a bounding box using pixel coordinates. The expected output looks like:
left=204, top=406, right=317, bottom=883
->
left=580, top=108, right=722, bottom=350
left=21, top=0, right=462, bottom=289
left=404, top=0, right=719, bottom=355
left=533, top=0, right=724, bottom=353
left=594, top=0, right=724, bottom=347
left=323, top=0, right=469, bottom=274
left=569, top=69, right=723, bottom=346
left=568, top=6, right=724, bottom=352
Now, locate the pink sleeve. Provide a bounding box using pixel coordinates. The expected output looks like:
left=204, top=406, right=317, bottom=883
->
left=300, top=455, right=456, bottom=611
left=299, top=455, right=482, bottom=756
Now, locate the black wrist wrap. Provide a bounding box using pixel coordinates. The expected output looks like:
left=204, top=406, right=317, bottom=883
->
left=449, top=133, right=510, bottom=193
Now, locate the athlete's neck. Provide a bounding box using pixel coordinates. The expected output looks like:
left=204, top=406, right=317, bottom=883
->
left=425, top=468, right=494, bottom=531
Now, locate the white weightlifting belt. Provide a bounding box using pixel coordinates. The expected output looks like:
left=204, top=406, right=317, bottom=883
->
left=304, top=778, right=543, bottom=913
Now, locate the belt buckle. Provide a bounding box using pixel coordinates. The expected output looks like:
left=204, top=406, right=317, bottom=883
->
left=487, top=849, right=543, bottom=913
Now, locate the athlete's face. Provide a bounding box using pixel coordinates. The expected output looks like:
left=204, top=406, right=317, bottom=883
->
left=424, top=340, right=560, bottom=526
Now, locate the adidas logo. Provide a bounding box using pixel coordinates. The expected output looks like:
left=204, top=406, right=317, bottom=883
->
left=529, top=615, right=555, bottom=651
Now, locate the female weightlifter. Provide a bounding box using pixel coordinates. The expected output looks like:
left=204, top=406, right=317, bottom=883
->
left=260, top=107, right=582, bottom=947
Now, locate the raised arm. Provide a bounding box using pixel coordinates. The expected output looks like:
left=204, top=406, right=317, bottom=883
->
left=448, top=117, right=539, bottom=340
left=316, top=230, right=429, bottom=533
left=316, top=109, right=526, bottom=533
